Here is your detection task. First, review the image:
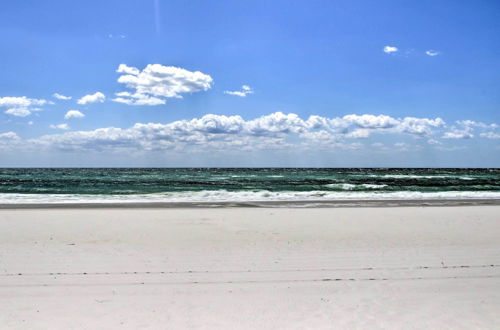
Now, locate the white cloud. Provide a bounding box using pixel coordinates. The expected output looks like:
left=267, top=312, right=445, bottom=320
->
left=64, top=110, right=85, bottom=119
left=108, top=34, right=126, bottom=39
left=441, top=120, right=498, bottom=139
left=5, top=108, right=32, bottom=117
left=456, top=120, right=497, bottom=129
left=383, top=46, right=398, bottom=53
left=0, top=131, right=20, bottom=140
left=0, top=96, right=46, bottom=108
left=442, top=130, right=473, bottom=139
left=113, top=92, right=165, bottom=106
left=329, top=114, right=444, bottom=138
left=480, top=132, right=500, bottom=139
left=116, top=64, right=139, bottom=75
left=425, top=50, right=440, bottom=56
left=346, top=129, right=371, bottom=138
left=0, top=96, right=47, bottom=117
left=50, top=124, right=70, bottom=130
left=23, top=112, right=453, bottom=153
left=77, top=92, right=105, bottom=105
left=113, top=64, right=213, bottom=106
left=224, top=85, right=254, bottom=97
left=246, top=112, right=305, bottom=135
left=343, top=114, right=399, bottom=129
left=53, top=93, right=72, bottom=100
left=397, top=117, right=445, bottom=135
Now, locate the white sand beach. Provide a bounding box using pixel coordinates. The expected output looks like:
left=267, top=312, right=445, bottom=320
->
left=1, top=206, right=499, bottom=329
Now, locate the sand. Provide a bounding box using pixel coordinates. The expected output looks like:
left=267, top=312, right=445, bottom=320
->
left=0, top=206, right=499, bottom=329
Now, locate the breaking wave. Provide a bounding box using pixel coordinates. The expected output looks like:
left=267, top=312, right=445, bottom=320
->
left=1, top=190, right=500, bottom=204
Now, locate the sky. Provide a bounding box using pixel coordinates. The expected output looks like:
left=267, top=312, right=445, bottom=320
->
left=0, top=0, right=499, bottom=167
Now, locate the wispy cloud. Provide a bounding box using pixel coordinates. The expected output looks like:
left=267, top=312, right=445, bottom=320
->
left=383, top=46, right=398, bottom=53
left=50, top=123, right=70, bottom=130
left=224, top=85, right=254, bottom=97
left=107, top=34, right=126, bottom=39
left=425, top=50, right=441, bottom=56
left=52, top=93, right=72, bottom=100
left=480, top=132, right=500, bottom=139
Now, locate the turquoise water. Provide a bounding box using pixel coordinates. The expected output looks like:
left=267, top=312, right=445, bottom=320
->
left=0, top=168, right=499, bottom=203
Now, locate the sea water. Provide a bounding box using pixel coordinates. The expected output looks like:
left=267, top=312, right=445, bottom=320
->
left=0, top=168, right=499, bottom=203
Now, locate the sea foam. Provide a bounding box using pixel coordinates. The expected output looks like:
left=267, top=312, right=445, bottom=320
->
left=1, top=190, right=500, bottom=204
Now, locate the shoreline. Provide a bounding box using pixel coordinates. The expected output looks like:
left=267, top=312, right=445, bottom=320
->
left=1, top=198, right=500, bottom=209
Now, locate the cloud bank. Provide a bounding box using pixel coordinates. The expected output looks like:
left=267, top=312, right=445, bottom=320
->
left=15, top=112, right=451, bottom=153
left=1, top=112, right=497, bottom=156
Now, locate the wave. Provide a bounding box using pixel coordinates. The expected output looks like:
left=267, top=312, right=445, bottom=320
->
left=380, top=175, right=476, bottom=180
left=1, top=190, right=500, bottom=204
left=325, top=183, right=388, bottom=190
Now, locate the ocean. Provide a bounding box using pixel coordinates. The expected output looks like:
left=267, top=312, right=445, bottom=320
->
left=0, top=168, right=499, bottom=204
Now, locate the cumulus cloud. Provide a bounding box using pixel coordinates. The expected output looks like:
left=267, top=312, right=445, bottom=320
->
left=64, top=110, right=85, bottom=119
left=50, top=124, right=70, bottom=130
left=0, top=96, right=47, bottom=117
left=345, top=129, right=371, bottom=138
left=0, top=131, right=22, bottom=151
left=343, top=114, right=399, bottom=129
left=77, top=92, right=105, bottom=105
left=397, top=117, right=445, bottom=135
left=53, top=93, right=72, bottom=100
left=19, top=112, right=454, bottom=154
left=113, top=64, right=213, bottom=105
left=0, top=96, right=47, bottom=108
left=442, top=120, right=497, bottom=139
left=383, top=46, right=398, bottom=53
left=224, top=85, right=254, bottom=97
left=5, top=108, right=32, bottom=117
left=425, top=50, right=440, bottom=56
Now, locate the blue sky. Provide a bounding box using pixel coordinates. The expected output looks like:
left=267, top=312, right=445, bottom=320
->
left=0, top=0, right=499, bottom=166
